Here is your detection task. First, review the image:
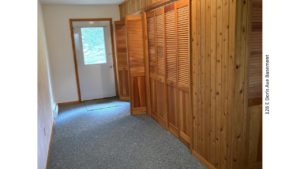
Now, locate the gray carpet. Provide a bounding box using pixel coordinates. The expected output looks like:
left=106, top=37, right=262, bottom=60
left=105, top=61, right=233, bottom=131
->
left=48, top=99, right=206, bottom=169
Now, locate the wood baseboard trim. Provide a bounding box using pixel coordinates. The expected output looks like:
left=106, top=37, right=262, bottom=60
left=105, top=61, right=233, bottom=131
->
left=131, top=107, right=146, bottom=115
left=157, top=116, right=168, bottom=129
left=151, top=113, right=159, bottom=122
left=168, top=123, right=179, bottom=137
left=192, top=150, right=216, bottom=169
left=179, top=131, right=191, bottom=148
left=132, top=111, right=146, bottom=115
left=119, top=96, right=130, bottom=101
left=58, top=100, right=80, bottom=106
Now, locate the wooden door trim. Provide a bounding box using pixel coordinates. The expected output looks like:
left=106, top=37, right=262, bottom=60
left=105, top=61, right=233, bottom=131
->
left=69, top=18, right=118, bottom=102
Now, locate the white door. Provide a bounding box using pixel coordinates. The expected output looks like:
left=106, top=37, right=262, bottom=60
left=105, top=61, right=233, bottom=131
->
left=73, top=21, right=116, bottom=101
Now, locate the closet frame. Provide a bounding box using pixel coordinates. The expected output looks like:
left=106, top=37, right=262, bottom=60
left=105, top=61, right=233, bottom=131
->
left=145, top=0, right=192, bottom=147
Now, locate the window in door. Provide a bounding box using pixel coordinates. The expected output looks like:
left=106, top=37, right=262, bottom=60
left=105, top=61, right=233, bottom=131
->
left=81, top=27, right=107, bottom=65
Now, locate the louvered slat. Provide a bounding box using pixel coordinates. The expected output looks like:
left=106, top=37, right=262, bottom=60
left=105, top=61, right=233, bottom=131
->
left=147, top=16, right=157, bottom=74
left=248, top=0, right=262, bottom=100
left=165, top=9, right=177, bottom=83
left=127, top=20, right=144, bottom=68
left=115, top=24, right=128, bottom=67
left=177, top=6, right=190, bottom=87
left=156, top=13, right=165, bottom=76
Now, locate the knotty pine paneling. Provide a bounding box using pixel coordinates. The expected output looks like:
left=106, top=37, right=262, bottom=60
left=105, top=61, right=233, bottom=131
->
left=191, top=0, right=262, bottom=169
left=126, top=14, right=147, bottom=115
left=115, top=21, right=130, bottom=100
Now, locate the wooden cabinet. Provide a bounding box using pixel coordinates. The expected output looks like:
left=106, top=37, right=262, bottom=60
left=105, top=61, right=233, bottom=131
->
left=126, top=14, right=147, bottom=115
left=114, top=21, right=130, bottom=100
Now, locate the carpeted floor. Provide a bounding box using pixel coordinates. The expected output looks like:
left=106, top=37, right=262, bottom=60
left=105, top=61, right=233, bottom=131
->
left=47, top=98, right=206, bottom=169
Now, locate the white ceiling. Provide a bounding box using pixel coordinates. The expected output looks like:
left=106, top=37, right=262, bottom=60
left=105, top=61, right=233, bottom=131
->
left=40, top=0, right=125, bottom=5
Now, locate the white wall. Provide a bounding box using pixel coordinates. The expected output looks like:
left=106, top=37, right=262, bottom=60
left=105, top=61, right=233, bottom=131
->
left=38, top=2, right=56, bottom=169
left=42, top=4, right=120, bottom=103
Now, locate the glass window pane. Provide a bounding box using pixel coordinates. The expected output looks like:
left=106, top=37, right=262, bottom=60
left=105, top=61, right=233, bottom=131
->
left=81, top=27, right=107, bottom=65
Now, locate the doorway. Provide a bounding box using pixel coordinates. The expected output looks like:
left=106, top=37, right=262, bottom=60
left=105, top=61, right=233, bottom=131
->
left=70, top=18, right=117, bottom=101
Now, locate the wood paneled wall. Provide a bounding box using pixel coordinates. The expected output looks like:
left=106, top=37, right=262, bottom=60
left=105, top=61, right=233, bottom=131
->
left=126, top=14, right=147, bottom=115
left=146, top=0, right=192, bottom=147
left=191, top=0, right=262, bottom=169
left=114, top=21, right=130, bottom=100
left=119, top=0, right=176, bottom=19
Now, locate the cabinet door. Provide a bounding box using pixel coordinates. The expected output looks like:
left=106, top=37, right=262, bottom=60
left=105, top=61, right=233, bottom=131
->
left=126, top=14, right=147, bottom=115
left=165, top=3, right=179, bottom=136
left=115, top=21, right=129, bottom=100
left=155, top=8, right=168, bottom=127
left=176, top=0, right=192, bottom=146
left=147, top=11, right=158, bottom=118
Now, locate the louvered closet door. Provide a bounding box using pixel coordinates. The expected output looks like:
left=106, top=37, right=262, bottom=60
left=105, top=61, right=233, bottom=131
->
left=176, top=0, right=192, bottom=146
left=147, top=11, right=158, bottom=119
left=155, top=8, right=168, bottom=127
left=165, top=3, right=179, bottom=136
left=115, top=21, right=129, bottom=100
left=126, top=14, right=147, bottom=115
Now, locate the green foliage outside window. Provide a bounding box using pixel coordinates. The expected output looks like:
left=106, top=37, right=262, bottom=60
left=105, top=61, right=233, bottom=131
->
left=81, top=27, right=107, bottom=65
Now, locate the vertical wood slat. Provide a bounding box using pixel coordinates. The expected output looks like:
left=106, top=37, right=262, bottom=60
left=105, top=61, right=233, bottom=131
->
left=114, top=21, right=130, bottom=100
left=220, top=0, right=229, bottom=168
left=126, top=14, right=147, bottom=115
